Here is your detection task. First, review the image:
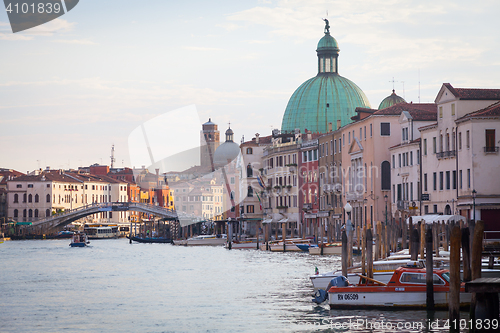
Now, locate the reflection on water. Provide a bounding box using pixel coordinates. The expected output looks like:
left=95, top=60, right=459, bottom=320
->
left=0, top=240, right=468, bottom=332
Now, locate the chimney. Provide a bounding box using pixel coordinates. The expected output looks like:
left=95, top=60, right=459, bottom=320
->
left=255, top=133, right=260, bottom=144
left=337, top=120, right=341, bottom=130
left=307, top=130, right=312, bottom=141
left=155, top=168, right=160, bottom=187
left=328, top=122, right=333, bottom=132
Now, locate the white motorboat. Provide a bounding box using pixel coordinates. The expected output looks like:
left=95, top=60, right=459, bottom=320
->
left=183, top=234, right=227, bottom=246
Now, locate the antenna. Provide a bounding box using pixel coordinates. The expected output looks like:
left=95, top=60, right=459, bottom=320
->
left=389, top=77, right=396, bottom=90
left=418, top=69, right=421, bottom=103
left=110, top=144, right=116, bottom=168
left=401, top=81, right=405, bottom=99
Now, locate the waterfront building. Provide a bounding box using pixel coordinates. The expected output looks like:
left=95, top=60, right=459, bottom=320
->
left=0, top=169, right=24, bottom=228
left=281, top=21, right=371, bottom=134
left=389, top=109, right=437, bottom=222
left=318, top=126, right=343, bottom=241
left=239, top=133, right=272, bottom=236
left=262, top=130, right=303, bottom=237
left=420, top=83, right=500, bottom=237
left=339, top=102, right=436, bottom=231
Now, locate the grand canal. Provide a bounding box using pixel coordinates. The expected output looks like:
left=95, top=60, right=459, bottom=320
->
left=1, top=239, right=466, bottom=332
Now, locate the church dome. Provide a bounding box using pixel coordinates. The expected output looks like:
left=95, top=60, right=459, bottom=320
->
left=378, top=89, right=406, bottom=109
left=281, top=23, right=370, bottom=133
left=213, top=126, right=240, bottom=167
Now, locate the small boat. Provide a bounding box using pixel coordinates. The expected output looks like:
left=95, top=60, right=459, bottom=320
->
left=69, top=232, right=90, bottom=247
left=324, top=266, right=471, bottom=309
left=269, top=238, right=312, bottom=252
left=296, top=244, right=317, bottom=252
left=226, top=239, right=259, bottom=249
left=174, top=234, right=227, bottom=246
left=55, top=230, right=74, bottom=239
left=128, top=235, right=172, bottom=244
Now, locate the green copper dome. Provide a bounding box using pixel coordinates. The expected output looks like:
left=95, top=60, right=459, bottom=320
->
left=378, top=89, right=406, bottom=109
left=281, top=74, right=371, bottom=133
left=281, top=23, right=371, bottom=133
left=317, top=33, right=339, bottom=51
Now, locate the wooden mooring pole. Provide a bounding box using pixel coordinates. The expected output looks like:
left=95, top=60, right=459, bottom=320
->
left=366, top=228, right=373, bottom=279
left=426, top=226, right=434, bottom=310
left=410, top=228, right=419, bottom=261
left=342, top=230, right=348, bottom=278
left=449, top=225, right=461, bottom=332
left=461, top=227, right=471, bottom=282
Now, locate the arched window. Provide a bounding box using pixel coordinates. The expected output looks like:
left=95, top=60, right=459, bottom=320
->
left=46, top=194, right=50, bottom=203
left=247, top=186, right=254, bottom=197
left=23, top=209, right=27, bottom=218
left=381, top=161, right=391, bottom=190
left=247, top=164, right=253, bottom=178
left=34, top=209, right=39, bottom=218
left=46, top=209, right=50, bottom=217
left=23, top=193, right=27, bottom=203
left=28, top=209, right=33, bottom=218
left=14, top=193, right=18, bottom=203
left=246, top=147, right=253, bottom=154
left=14, top=209, right=18, bottom=218
left=35, top=194, right=39, bottom=203
left=28, top=194, right=32, bottom=203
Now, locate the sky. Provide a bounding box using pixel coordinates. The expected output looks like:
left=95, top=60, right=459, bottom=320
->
left=1, top=0, right=500, bottom=173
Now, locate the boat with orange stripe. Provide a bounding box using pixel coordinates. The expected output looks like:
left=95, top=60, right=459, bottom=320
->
left=326, top=267, right=471, bottom=309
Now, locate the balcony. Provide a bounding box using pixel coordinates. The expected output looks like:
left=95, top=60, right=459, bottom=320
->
left=484, top=146, right=499, bottom=154
left=303, top=203, right=312, bottom=211
left=277, top=206, right=288, bottom=213
left=436, top=150, right=456, bottom=159
left=397, top=200, right=409, bottom=210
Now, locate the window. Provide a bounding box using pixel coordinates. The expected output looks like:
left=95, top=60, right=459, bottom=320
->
left=35, top=194, right=39, bottom=203
left=459, top=132, right=462, bottom=150
left=28, top=184, right=33, bottom=188
left=446, top=171, right=450, bottom=190
left=247, top=205, right=254, bottom=213
left=423, top=139, right=427, bottom=155
left=14, top=209, right=18, bottom=218
left=433, top=172, right=437, bottom=191
left=380, top=123, right=390, bottom=136
left=247, top=164, right=253, bottom=178
left=46, top=209, right=50, bottom=217
left=246, top=147, right=253, bottom=154
left=424, top=174, right=428, bottom=192
left=339, top=139, right=342, bottom=151
left=334, top=140, right=337, bottom=154
left=459, top=170, right=463, bottom=189
left=28, top=194, right=32, bottom=203
left=392, top=155, right=395, bottom=168
left=370, top=124, right=373, bottom=137
left=433, top=205, right=438, bottom=213
left=410, top=151, right=413, bottom=165
left=410, top=182, right=413, bottom=201
left=16, top=184, right=22, bottom=188
left=364, top=126, right=366, bottom=140
left=452, top=170, right=457, bottom=190
left=424, top=205, right=429, bottom=214
left=451, top=103, right=455, bottom=116
left=381, top=161, right=391, bottom=190
left=439, top=172, right=444, bottom=190
left=342, top=134, right=345, bottom=146
left=247, top=186, right=253, bottom=197
left=398, top=154, right=401, bottom=168
left=467, top=169, right=471, bottom=188
left=14, top=193, right=19, bottom=203
left=466, top=130, right=470, bottom=148
left=486, top=129, right=496, bottom=152
left=433, top=137, right=437, bottom=154
left=348, top=132, right=351, bottom=144
left=439, top=106, right=443, bottom=118
left=417, top=150, right=420, bottom=164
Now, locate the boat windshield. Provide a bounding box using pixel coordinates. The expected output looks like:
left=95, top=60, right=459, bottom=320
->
left=441, top=272, right=450, bottom=283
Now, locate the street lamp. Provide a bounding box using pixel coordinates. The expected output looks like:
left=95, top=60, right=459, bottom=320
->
left=344, top=202, right=352, bottom=236
left=472, top=189, right=477, bottom=222
left=384, top=194, right=388, bottom=226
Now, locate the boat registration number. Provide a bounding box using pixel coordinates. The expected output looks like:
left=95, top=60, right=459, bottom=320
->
left=337, top=293, right=358, bottom=301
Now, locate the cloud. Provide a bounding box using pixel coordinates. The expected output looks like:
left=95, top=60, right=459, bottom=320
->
left=52, top=39, right=96, bottom=45
left=182, top=46, right=223, bottom=51
left=0, top=18, right=75, bottom=40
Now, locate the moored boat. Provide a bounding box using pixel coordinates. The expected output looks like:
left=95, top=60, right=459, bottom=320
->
left=174, top=234, right=227, bottom=246
left=227, top=239, right=259, bottom=249
left=128, top=235, right=172, bottom=244
left=326, top=267, right=471, bottom=309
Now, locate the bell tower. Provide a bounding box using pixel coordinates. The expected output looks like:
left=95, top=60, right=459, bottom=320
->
left=200, top=118, right=220, bottom=170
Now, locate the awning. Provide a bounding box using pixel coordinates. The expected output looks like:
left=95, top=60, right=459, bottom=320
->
left=16, top=222, right=32, bottom=225
left=406, top=215, right=466, bottom=225
left=262, top=219, right=273, bottom=224
left=278, top=218, right=289, bottom=223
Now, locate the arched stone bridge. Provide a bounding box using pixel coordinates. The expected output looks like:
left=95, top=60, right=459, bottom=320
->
left=26, top=202, right=178, bottom=234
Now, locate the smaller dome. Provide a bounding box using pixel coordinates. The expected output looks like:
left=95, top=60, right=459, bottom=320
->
left=317, top=33, right=339, bottom=52
left=213, top=141, right=240, bottom=167
left=378, top=90, right=406, bottom=109
left=225, top=128, right=234, bottom=138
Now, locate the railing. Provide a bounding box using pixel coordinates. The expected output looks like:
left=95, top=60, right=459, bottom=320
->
left=436, top=150, right=457, bottom=159
left=484, top=146, right=499, bottom=153
left=303, top=203, right=312, bottom=210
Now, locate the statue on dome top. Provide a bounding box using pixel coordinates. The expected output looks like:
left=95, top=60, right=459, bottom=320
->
left=323, top=18, right=330, bottom=34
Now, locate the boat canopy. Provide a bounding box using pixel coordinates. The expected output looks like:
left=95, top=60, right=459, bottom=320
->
left=406, top=214, right=465, bottom=225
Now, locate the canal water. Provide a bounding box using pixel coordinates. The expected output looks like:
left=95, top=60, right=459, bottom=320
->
left=1, top=239, right=466, bottom=332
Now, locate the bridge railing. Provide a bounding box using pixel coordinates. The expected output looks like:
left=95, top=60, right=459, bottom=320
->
left=29, top=202, right=177, bottom=228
